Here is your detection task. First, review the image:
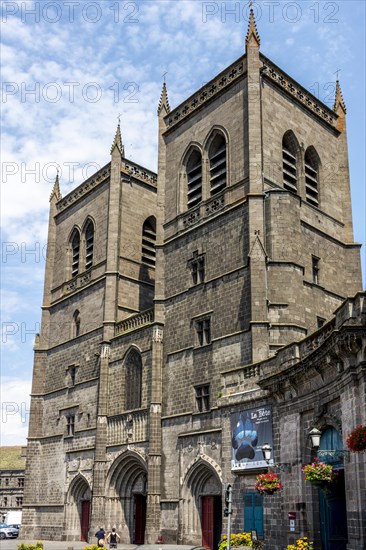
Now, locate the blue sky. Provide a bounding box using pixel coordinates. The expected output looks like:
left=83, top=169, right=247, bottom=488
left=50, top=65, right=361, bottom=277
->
left=1, top=0, right=365, bottom=445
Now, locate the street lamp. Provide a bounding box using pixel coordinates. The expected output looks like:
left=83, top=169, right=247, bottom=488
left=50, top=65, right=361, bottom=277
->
left=308, top=426, right=349, bottom=463
left=261, top=443, right=291, bottom=472
left=261, top=443, right=272, bottom=464
left=308, top=427, right=322, bottom=448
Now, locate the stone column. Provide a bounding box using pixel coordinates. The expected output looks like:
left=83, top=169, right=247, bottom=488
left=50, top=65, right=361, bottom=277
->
left=145, top=326, right=164, bottom=542
left=90, top=342, right=110, bottom=536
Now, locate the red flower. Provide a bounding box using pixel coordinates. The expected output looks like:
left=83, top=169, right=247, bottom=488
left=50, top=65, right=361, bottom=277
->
left=346, top=426, right=366, bottom=453
left=255, top=472, right=282, bottom=494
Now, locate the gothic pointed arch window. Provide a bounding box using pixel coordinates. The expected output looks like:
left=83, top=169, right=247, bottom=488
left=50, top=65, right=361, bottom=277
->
left=71, top=229, right=80, bottom=278
left=209, top=132, right=227, bottom=195
left=73, top=310, right=81, bottom=338
left=84, top=220, right=95, bottom=270
left=186, top=149, right=202, bottom=209
left=282, top=131, right=298, bottom=194
left=125, top=348, right=142, bottom=410
left=142, top=216, right=156, bottom=267
left=305, top=147, right=320, bottom=207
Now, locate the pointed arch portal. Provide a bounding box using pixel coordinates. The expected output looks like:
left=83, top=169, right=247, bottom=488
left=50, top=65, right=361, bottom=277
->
left=106, top=452, right=148, bottom=544
left=64, top=474, right=91, bottom=541
left=181, top=458, right=222, bottom=550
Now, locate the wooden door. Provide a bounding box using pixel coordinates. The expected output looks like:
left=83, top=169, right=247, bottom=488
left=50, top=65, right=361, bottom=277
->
left=319, top=471, right=348, bottom=550
left=80, top=500, right=90, bottom=542
left=202, top=496, right=214, bottom=550
left=133, top=494, right=146, bottom=544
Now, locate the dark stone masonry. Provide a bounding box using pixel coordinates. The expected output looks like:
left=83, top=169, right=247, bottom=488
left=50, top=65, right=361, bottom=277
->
left=22, top=10, right=365, bottom=550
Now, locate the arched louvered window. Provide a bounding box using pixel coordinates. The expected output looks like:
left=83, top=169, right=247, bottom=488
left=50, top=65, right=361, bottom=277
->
left=209, top=133, right=227, bottom=195
left=73, top=310, right=80, bottom=338
left=85, top=220, right=94, bottom=270
left=282, top=132, right=298, bottom=193
left=186, top=149, right=202, bottom=209
left=142, top=216, right=156, bottom=267
left=305, top=147, right=320, bottom=207
left=71, top=230, right=80, bottom=278
left=125, top=349, right=142, bottom=410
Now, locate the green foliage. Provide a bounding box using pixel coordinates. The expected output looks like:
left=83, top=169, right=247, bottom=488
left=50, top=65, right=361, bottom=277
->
left=84, top=545, right=100, bottom=550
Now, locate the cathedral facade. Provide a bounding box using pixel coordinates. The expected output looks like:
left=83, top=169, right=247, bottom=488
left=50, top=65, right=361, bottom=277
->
left=22, top=12, right=365, bottom=550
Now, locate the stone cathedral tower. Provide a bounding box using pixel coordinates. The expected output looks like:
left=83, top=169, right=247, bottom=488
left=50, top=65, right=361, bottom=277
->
left=23, top=11, right=365, bottom=550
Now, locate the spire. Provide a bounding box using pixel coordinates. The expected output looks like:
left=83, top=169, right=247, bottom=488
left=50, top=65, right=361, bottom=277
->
left=333, top=80, right=346, bottom=114
left=110, top=120, right=125, bottom=157
left=246, top=5, right=260, bottom=50
left=49, top=172, right=61, bottom=202
left=158, top=81, right=170, bottom=116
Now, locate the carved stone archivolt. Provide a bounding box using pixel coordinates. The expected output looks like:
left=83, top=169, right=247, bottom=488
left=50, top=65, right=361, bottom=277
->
left=181, top=453, right=222, bottom=486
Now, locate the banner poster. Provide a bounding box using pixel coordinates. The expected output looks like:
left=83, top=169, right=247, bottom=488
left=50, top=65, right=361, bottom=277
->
left=231, top=405, right=273, bottom=471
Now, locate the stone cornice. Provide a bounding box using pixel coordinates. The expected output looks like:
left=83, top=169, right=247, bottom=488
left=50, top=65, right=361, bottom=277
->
left=258, top=293, right=365, bottom=389
left=260, top=54, right=338, bottom=129
left=56, top=159, right=157, bottom=214
left=121, top=159, right=157, bottom=187
left=163, top=56, right=246, bottom=133
left=56, top=163, right=111, bottom=213
left=259, top=325, right=365, bottom=391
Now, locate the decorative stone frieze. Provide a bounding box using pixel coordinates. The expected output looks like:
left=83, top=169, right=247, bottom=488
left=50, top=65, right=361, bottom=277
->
left=165, top=60, right=245, bottom=131
left=261, top=56, right=338, bottom=128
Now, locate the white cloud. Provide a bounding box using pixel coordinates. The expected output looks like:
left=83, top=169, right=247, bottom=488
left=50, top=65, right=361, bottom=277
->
left=0, top=377, right=31, bottom=445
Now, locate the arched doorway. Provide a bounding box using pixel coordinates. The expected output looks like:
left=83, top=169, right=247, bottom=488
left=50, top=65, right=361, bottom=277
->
left=64, top=475, right=91, bottom=541
left=105, top=451, right=147, bottom=544
left=182, top=458, right=222, bottom=550
left=318, top=427, right=348, bottom=550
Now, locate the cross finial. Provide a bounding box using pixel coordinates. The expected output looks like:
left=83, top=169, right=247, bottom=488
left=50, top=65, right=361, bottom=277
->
left=111, top=119, right=125, bottom=156
left=333, top=78, right=346, bottom=116
left=158, top=76, right=170, bottom=115
left=334, top=68, right=341, bottom=81
left=246, top=0, right=260, bottom=49
left=162, top=71, right=168, bottom=84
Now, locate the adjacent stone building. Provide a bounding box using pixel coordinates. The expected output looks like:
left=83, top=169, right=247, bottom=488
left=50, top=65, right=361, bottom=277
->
left=0, top=446, right=26, bottom=523
left=22, top=11, right=365, bottom=550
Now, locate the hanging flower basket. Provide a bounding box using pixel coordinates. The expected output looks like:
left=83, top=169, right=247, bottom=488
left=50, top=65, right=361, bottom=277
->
left=302, top=458, right=337, bottom=485
left=255, top=472, right=282, bottom=495
left=346, top=425, right=366, bottom=453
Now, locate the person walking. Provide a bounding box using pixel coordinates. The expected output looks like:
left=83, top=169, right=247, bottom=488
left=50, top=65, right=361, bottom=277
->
left=95, top=527, right=106, bottom=547
left=107, top=527, right=121, bottom=549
